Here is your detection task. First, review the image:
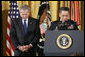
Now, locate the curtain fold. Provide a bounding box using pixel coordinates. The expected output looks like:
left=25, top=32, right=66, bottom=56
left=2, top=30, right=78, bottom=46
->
left=49, top=1, right=59, bottom=21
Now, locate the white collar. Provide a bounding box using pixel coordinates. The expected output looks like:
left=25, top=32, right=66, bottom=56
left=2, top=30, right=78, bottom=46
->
left=22, top=18, right=28, bottom=27
left=22, top=18, right=28, bottom=21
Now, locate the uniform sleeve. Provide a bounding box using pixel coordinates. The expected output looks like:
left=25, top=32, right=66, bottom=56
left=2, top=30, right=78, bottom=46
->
left=74, top=22, right=79, bottom=30
left=49, top=22, right=56, bottom=30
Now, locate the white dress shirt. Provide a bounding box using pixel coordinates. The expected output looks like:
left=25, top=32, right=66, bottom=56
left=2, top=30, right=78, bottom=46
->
left=22, top=18, right=28, bottom=27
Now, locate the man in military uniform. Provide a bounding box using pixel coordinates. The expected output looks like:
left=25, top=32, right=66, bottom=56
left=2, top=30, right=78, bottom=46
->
left=49, top=7, right=78, bottom=30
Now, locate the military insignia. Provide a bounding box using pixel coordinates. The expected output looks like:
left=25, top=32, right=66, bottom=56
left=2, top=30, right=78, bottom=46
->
left=56, top=34, right=72, bottom=49
left=68, top=25, right=74, bottom=29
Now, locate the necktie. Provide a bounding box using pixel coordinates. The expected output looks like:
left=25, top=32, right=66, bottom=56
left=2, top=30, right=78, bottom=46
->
left=24, top=20, right=27, bottom=34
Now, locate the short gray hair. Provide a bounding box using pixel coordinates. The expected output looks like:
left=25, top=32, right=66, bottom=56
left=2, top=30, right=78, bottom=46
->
left=19, top=5, right=30, bottom=11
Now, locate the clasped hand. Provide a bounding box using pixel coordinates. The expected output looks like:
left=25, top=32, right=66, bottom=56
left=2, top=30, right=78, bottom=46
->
left=18, top=45, right=32, bottom=52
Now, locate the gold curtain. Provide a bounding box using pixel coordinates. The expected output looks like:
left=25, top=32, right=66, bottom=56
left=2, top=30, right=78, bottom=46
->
left=49, top=1, right=59, bottom=21
left=1, top=1, right=84, bottom=56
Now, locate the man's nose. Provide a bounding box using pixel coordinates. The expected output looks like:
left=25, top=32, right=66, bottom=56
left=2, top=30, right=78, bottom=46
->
left=64, top=16, right=67, bottom=19
left=24, top=15, right=26, bottom=17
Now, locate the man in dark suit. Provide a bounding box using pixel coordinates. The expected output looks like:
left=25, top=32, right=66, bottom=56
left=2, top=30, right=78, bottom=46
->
left=10, top=5, right=41, bottom=56
left=49, top=7, right=79, bottom=30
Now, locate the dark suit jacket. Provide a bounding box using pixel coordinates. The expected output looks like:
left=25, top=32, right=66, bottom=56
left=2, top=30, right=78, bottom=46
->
left=49, top=19, right=79, bottom=30
left=10, top=17, right=41, bottom=56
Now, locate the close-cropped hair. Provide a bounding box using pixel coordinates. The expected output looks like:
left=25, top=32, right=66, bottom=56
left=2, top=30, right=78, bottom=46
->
left=59, top=7, right=70, bottom=13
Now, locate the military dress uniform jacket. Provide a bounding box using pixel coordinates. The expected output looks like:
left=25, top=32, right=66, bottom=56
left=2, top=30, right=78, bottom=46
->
left=49, top=19, right=79, bottom=30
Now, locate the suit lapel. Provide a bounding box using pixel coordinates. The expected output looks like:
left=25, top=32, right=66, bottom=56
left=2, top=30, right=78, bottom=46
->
left=27, top=17, right=33, bottom=32
left=18, top=17, right=25, bottom=35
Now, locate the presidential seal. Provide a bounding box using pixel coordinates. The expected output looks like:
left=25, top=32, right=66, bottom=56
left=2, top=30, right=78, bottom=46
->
left=57, top=34, right=72, bottom=49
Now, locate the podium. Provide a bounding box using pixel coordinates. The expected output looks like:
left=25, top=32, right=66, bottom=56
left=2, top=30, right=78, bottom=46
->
left=44, top=30, right=84, bottom=56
